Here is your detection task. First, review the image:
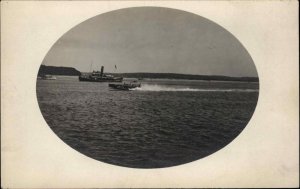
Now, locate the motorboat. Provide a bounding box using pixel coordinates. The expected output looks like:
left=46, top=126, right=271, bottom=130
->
left=40, top=75, right=56, bottom=80
left=109, top=81, right=141, bottom=91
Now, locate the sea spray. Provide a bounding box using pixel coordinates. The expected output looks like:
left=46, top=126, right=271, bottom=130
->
left=130, top=84, right=258, bottom=92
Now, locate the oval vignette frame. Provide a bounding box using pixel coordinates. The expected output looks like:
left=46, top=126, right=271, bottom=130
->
left=36, top=7, right=260, bottom=169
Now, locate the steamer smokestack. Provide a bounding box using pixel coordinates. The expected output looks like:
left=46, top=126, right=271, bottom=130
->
left=100, top=66, right=104, bottom=76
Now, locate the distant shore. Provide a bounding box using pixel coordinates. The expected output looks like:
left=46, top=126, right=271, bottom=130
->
left=110, top=73, right=259, bottom=82
left=38, top=65, right=259, bottom=82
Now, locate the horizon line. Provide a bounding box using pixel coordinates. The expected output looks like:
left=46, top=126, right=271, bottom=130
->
left=40, top=65, right=259, bottom=78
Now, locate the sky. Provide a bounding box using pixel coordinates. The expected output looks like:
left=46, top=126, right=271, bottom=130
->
left=42, top=7, right=258, bottom=77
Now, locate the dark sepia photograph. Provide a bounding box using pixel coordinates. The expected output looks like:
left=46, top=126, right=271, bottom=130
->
left=36, top=7, right=259, bottom=168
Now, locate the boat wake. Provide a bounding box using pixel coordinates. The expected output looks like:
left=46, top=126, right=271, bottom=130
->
left=130, top=84, right=258, bottom=92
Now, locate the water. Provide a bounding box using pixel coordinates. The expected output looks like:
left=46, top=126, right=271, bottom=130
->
left=36, top=76, right=259, bottom=168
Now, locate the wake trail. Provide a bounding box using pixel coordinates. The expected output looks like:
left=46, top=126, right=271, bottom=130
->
left=130, top=84, right=258, bottom=92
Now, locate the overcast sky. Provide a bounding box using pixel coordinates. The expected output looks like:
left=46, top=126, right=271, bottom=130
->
left=42, top=7, right=258, bottom=77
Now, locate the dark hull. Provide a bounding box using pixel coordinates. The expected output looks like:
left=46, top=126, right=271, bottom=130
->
left=109, top=83, right=141, bottom=91
left=79, top=76, right=123, bottom=82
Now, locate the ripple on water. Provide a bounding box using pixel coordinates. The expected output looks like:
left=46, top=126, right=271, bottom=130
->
left=37, top=77, right=259, bottom=168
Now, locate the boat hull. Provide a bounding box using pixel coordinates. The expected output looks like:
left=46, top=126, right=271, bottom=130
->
left=39, top=75, right=57, bottom=80
left=79, top=76, right=123, bottom=82
left=109, top=83, right=141, bottom=90
left=42, top=78, right=56, bottom=80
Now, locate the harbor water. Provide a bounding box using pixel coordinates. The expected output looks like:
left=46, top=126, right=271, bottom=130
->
left=36, top=76, right=259, bottom=168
